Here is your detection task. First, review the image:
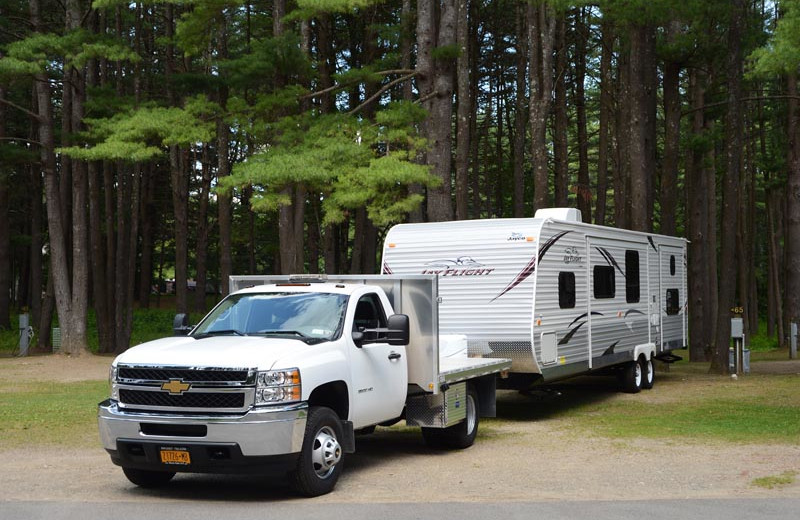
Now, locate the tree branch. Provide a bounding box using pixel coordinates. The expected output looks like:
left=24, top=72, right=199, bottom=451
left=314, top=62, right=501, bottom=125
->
left=681, top=95, right=800, bottom=118
left=0, top=95, right=41, bottom=121
left=0, top=136, right=42, bottom=146
left=349, top=72, right=417, bottom=115
left=302, top=69, right=417, bottom=100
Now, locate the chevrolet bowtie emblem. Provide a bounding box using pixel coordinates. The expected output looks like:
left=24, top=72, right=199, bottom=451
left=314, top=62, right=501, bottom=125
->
left=161, top=379, right=191, bottom=395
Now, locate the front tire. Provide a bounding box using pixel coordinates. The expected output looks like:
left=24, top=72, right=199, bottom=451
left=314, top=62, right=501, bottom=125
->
left=422, top=389, right=479, bottom=450
left=290, top=406, right=344, bottom=497
left=122, top=467, right=175, bottom=488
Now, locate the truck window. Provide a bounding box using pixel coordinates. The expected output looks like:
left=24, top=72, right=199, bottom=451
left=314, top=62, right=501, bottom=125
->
left=353, top=293, right=387, bottom=331
left=625, top=250, right=640, bottom=304
left=558, top=272, right=576, bottom=309
left=593, top=265, right=615, bottom=299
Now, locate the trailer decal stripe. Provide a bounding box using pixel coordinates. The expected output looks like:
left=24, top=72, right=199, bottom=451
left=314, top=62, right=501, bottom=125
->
left=491, top=230, right=571, bottom=302
left=603, top=341, right=620, bottom=356
left=596, top=246, right=625, bottom=278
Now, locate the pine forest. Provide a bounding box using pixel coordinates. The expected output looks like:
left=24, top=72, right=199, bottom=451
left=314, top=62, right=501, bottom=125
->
left=1, top=0, right=799, bottom=373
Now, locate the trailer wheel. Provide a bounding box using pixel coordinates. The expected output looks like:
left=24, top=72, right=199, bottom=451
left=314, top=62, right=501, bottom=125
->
left=641, top=357, right=655, bottom=390
left=122, top=467, right=175, bottom=488
left=289, top=406, right=344, bottom=497
left=620, top=360, right=643, bottom=393
left=421, top=389, right=479, bottom=450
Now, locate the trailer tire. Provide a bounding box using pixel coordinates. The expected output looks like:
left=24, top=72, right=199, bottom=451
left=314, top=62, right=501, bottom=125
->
left=289, top=406, right=344, bottom=497
left=641, top=357, right=655, bottom=390
left=122, top=467, right=175, bottom=488
left=421, top=389, right=479, bottom=450
left=620, top=360, right=643, bottom=393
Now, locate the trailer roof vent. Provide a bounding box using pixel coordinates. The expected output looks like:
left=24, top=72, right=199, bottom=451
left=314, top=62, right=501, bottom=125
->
left=534, top=208, right=582, bottom=222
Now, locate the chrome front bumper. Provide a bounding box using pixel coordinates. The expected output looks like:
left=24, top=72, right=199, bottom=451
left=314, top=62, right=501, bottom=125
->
left=97, top=399, right=307, bottom=457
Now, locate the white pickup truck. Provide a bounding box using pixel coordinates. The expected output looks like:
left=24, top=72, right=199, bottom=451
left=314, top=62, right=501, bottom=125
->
left=98, top=275, right=511, bottom=496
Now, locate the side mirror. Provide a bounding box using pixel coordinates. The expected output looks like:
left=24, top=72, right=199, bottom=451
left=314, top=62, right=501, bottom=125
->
left=352, top=330, right=365, bottom=348
left=386, top=314, right=410, bottom=346
left=173, top=313, right=192, bottom=336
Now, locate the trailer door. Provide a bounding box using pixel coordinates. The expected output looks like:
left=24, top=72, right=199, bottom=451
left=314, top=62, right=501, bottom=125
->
left=658, top=245, right=685, bottom=351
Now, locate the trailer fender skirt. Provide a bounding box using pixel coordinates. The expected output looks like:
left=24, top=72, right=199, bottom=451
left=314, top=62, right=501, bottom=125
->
left=654, top=353, right=683, bottom=364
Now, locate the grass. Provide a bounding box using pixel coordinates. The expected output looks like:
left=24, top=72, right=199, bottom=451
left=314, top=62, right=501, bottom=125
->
left=0, top=380, right=109, bottom=449
left=751, top=471, right=798, bottom=489
left=486, top=360, right=800, bottom=445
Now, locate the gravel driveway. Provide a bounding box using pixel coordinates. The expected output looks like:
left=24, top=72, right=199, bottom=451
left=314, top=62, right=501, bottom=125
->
left=1, top=355, right=798, bottom=503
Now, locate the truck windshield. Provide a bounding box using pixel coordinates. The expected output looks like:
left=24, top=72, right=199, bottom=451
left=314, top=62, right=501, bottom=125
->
left=191, top=292, right=348, bottom=343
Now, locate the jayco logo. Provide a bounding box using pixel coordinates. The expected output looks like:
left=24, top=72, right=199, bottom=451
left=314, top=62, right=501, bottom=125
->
left=507, top=232, right=526, bottom=242
left=563, top=247, right=582, bottom=264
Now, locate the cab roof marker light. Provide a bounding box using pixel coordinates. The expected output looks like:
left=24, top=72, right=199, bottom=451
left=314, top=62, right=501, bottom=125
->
left=288, top=274, right=328, bottom=283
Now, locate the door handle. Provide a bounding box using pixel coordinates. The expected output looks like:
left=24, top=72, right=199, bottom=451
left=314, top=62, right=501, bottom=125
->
left=388, top=352, right=402, bottom=361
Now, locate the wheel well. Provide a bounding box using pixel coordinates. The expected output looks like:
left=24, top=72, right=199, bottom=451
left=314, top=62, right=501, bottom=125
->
left=308, top=381, right=349, bottom=420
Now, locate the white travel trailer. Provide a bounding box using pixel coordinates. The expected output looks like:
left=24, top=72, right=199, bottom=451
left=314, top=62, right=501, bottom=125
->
left=381, top=208, right=688, bottom=392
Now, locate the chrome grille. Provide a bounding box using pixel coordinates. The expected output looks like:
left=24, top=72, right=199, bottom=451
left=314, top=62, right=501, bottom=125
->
left=118, top=366, right=249, bottom=383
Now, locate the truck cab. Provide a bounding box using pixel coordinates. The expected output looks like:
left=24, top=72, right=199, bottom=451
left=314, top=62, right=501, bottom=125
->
left=100, top=281, right=409, bottom=496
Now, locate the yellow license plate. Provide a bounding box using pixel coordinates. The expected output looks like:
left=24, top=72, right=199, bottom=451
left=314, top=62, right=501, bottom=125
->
left=160, top=449, right=191, bottom=465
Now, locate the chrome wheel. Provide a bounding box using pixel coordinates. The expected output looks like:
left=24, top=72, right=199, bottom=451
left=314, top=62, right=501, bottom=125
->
left=465, top=393, right=477, bottom=436
left=311, top=426, right=342, bottom=479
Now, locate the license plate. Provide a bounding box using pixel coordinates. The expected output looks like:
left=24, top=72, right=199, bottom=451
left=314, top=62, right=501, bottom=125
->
left=160, top=448, right=191, bottom=465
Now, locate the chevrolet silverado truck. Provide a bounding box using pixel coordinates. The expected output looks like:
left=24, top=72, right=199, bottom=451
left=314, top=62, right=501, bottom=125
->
left=98, top=275, right=511, bottom=496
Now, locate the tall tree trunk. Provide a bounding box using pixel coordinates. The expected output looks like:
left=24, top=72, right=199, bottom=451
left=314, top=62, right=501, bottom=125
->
left=418, top=0, right=457, bottom=222
left=529, top=2, right=557, bottom=211
left=712, top=0, right=745, bottom=373
left=217, top=12, right=233, bottom=296
left=512, top=0, right=528, bottom=218
left=687, top=69, right=711, bottom=362
left=785, top=72, right=800, bottom=331
left=661, top=51, right=681, bottom=236
left=553, top=17, right=568, bottom=208
left=614, top=34, right=630, bottom=229
left=595, top=21, right=613, bottom=226
left=574, top=8, right=591, bottom=223
left=628, top=25, right=649, bottom=232
left=0, top=86, right=9, bottom=330
left=454, top=0, right=470, bottom=220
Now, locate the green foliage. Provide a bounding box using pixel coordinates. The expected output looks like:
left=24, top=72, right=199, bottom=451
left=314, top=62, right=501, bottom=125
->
left=431, top=44, right=460, bottom=62
left=60, top=96, right=216, bottom=162
left=295, top=0, right=386, bottom=15
left=223, top=102, right=437, bottom=227
left=749, top=0, right=800, bottom=76
left=0, top=29, right=138, bottom=78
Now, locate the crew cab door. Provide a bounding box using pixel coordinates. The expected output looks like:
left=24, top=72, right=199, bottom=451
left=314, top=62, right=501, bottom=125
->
left=347, top=292, right=408, bottom=428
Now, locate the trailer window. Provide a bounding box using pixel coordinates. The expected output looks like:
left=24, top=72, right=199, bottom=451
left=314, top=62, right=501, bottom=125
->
left=593, top=265, right=615, bottom=299
left=666, top=289, right=680, bottom=315
left=625, top=250, right=640, bottom=304
left=670, top=255, right=676, bottom=276
left=558, top=272, right=576, bottom=309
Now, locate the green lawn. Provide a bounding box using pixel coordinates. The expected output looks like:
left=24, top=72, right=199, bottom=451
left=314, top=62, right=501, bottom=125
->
left=0, top=380, right=108, bottom=449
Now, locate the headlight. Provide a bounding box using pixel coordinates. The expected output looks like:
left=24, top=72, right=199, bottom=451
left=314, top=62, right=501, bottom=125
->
left=109, top=365, right=119, bottom=401
left=255, top=368, right=301, bottom=405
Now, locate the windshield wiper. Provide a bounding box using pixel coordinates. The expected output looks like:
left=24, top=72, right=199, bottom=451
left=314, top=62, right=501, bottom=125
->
left=254, top=329, right=310, bottom=339
left=193, top=329, right=245, bottom=339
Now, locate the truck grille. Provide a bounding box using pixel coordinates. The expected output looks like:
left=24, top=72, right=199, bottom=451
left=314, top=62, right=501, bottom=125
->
left=118, top=367, right=249, bottom=383
left=119, top=389, right=245, bottom=409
